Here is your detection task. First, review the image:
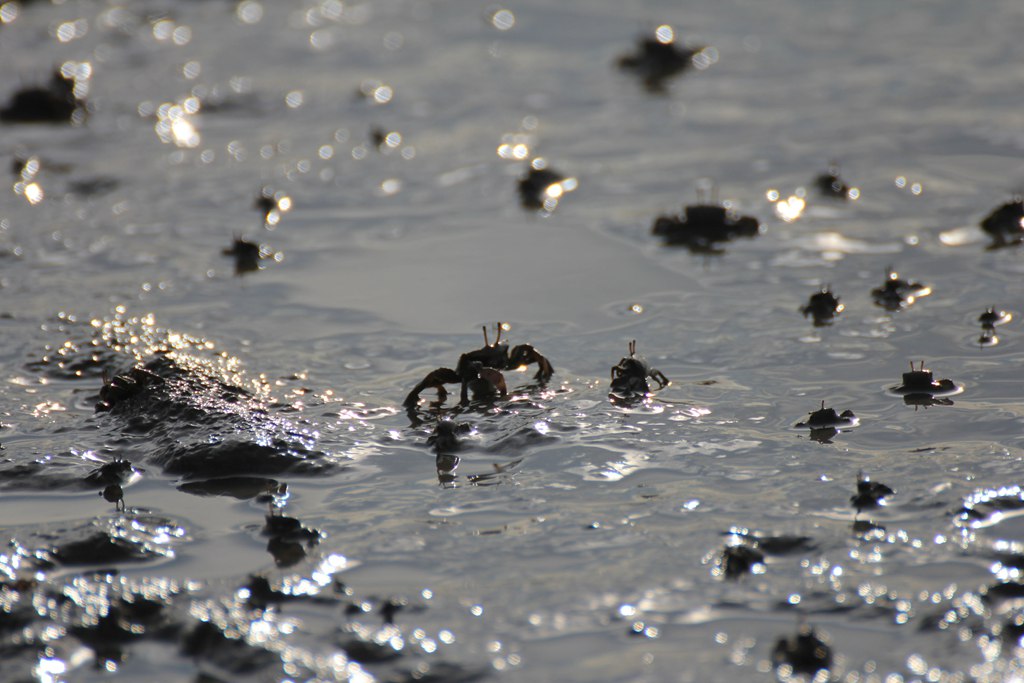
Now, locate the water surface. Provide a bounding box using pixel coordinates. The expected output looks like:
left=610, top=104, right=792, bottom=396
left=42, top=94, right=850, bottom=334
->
left=2, top=0, right=1024, bottom=681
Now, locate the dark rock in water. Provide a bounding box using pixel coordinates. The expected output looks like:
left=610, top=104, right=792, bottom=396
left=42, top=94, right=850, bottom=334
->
left=980, top=199, right=1024, bottom=249
left=96, top=355, right=337, bottom=480
left=719, top=544, right=765, bottom=579
left=67, top=176, right=119, bottom=197
left=801, top=287, right=844, bottom=326
left=999, top=613, right=1024, bottom=645
left=341, top=636, right=405, bottom=664
left=177, top=476, right=282, bottom=499
left=956, top=485, right=1024, bottom=526
left=69, top=596, right=175, bottom=664
left=386, top=661, right=491, bottom=683
left=0, top=71, right=83, bottom=124
left=652, top=202, right=760, bottom=254
left=517, top=162, right=574, bottom=211
left=754, top=535, right=816, bottom=555
left=617, top=27, right=704, bottom=92
left=851, top=472, right=895, bottom=512
left=772, top=625, right=832, bottom=676
left=981, top=581, right=1024, bottom=608
left=725, top=528, right=816, bottom=556
left=182, top=620, right=280, bottom=674
left=871, top=268, right=930, bottom=311
left=52, top=531, right=157, bottom=567
left=156, top=441, right=329, bottom=479
left=609, top=340, right=670, bottom=397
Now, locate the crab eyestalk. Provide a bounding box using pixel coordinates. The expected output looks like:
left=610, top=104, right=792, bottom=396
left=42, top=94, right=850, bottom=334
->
left=901, top=360, right=934, bottom=390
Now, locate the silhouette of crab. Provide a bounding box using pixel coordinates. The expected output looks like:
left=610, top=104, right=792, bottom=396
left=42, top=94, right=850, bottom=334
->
left=404, top=324, right=554, bottom=408
left=610, top=340, right=670, bottom=395
left=801, top=287, right=844, bottom=326
left=652, top=188, right=760, bottom=254
left=979, top=198, right=1024, bottom=249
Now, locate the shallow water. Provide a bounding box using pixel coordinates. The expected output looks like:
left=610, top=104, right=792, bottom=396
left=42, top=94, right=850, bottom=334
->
left=3, top=0, right=1024, bottom=681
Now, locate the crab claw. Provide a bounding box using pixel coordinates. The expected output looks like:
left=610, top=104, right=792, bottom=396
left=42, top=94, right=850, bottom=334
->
left=508, top=344, right=554, bottom=381
left=404, top=367, right=461, bottom=408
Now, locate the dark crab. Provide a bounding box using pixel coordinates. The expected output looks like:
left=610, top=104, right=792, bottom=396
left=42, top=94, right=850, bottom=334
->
left=870, top=267, right=930, bottom=311
left=801, top=287, right=844, bottom=326
left=223, top=235, right=263, bottom=275
left=979, top=306, right=1011, bottom=329
left=795, top=401, right=857, bottom=430
left=719, top=544, right=765, bottom=580
left=979, top=198, right=1024, bottom=249
left=403, top=324, right=554, bottom=408
left=517, top=160, right=576, bottom=211
left=851, top=472, right=895, bottom=513
left=610, top=340, right=670, bottom=395
left=772, top=624, right=832, bottom=676
left=652, top=189, right=760, bottom=254
left=977, top=307, right=1009, bottom=348
left=888, top=360, right=962, bottom=407
left=254, top=186, right=291, bottom=224
left=814, top=162, right=854, bottom=200
left=617, top=26, right=706, bottom=93
left=1, top=70, right=83, bottom=124
left=795, top=400, right=858, bottom=443
left=891, top=360, right=958, bottom=396
left=96, top=367, right=164, bottom=412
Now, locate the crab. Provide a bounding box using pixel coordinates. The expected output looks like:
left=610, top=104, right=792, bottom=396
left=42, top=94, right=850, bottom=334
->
left=888, top=360, right=961, bottom=408
left=892, top=360, right=957, bottom=395
left=772, top=625, right=832, bottom=676
left=403, top=324, right=554, bottom=408
left=223, top=235, right=263, bottom=275
left=814, top=162, right=853, bottom=200
left=617, top=26, right=705, bottom=93
left=979, top=198, right=1024, bottom=249
left=651, top=189, right=761, bottom=254
left=795, top=400, right=858, bottom=443
left=517, top=160, right=576, bottom=211
left=96, top=367, right=163, bottom=412
left=870, top=268, right=930, bottom=310
left=610, top=340, right=670, bottom=395
left=850, top=472, right=895, bottom=513
left=1, top=70, right=82, bottom=124
left=979, top=306, right=1012, bottom=329
left=801, top=287, right=844, bottom=326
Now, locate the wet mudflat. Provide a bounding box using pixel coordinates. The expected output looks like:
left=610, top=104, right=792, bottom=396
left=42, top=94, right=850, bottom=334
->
left=2, top=0, right=1024, bottom=681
